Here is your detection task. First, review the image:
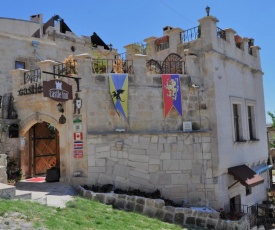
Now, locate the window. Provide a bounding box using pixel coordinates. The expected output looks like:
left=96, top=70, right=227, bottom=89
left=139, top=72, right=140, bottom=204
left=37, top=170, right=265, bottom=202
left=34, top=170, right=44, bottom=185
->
left=15, top=61, right=25, bottom=69
left=247, top=106, right=256, bottom=140
left=246, top=187, right=252, bottom=196
left=233, top=104, right=242, bottom=141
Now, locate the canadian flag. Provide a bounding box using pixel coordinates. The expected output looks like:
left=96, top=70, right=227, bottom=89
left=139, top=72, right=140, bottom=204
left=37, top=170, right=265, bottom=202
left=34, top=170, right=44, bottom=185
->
left=74, top=132, right=83, bottom=141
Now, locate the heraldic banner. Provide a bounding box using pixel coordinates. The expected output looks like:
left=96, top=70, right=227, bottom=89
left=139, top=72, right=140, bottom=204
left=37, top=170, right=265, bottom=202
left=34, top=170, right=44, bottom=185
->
left=162, top=74, right=182, bottom=118
left=109, top=73, right=128, bottom=119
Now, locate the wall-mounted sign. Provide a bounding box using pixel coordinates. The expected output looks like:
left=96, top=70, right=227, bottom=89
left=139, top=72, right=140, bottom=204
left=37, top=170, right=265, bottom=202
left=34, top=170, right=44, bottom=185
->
left=74, top=132, right=83, bottom=141
left=74, top=150, right=83, bottom=158
left=43, top=80, right=73, bottom=102
left=18, top=84, right=43, bottom=96
left=74, top=141, right=83, bottom=149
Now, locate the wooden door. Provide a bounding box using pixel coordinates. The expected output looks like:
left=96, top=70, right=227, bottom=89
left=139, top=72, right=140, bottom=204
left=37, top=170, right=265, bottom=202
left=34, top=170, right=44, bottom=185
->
left=32, top=122, right=59, bottom=175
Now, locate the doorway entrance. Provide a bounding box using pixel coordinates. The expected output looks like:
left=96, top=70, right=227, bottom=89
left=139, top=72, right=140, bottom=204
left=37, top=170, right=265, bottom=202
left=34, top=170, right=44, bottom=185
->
left=230, top=194, right=241, bottom=213
left=29, top=122, right=60, bottom=176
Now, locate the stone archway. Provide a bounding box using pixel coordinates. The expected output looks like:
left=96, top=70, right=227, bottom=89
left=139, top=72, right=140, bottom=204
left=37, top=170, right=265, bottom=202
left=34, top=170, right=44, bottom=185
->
left=19, top=112, right=61, bottom=178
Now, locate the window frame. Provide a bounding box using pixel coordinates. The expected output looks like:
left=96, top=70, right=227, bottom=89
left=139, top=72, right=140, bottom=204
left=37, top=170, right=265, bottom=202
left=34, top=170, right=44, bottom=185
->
left=15, top=61, right=25, bottom=69
left=245, top=100, right=257, bottom=141
left=230, top=97, right=245, bottom=142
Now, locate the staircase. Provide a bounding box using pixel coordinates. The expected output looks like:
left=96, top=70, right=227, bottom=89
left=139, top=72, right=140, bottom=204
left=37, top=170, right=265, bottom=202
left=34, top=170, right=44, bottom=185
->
left=0, top=183, right=31, bottom=200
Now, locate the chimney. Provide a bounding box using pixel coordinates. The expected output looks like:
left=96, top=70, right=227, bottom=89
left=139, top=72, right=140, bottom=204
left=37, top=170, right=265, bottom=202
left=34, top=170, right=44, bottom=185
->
left=30, top=14, right=40, bottom=23
left=163, top=26, right=173, bottom=35
left=30, top=14, right=43, bottom=38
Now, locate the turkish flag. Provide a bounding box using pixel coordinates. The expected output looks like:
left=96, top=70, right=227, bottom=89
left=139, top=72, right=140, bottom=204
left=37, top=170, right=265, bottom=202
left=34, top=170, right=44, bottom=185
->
left=74, top=132, right=83, bottom=141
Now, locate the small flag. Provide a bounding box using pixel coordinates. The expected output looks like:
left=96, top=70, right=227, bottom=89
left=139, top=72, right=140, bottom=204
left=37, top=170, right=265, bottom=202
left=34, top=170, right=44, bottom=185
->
left=74, top=132, right=83, bottom=141
left=74, top=150, right=83, bottom=158
left=74, top=141, right=83, bottom=149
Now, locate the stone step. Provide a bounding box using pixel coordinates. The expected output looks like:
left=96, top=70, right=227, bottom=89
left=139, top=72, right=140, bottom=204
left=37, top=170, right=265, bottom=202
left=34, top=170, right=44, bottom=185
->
left=0, top=182, right=16, bottom=199
left=14, top=190, right=32, bottom=200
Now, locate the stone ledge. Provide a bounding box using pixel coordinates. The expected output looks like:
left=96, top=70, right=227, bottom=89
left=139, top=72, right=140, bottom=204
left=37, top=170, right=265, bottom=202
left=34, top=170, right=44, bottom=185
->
left=75, top=185, right=251, bottom=229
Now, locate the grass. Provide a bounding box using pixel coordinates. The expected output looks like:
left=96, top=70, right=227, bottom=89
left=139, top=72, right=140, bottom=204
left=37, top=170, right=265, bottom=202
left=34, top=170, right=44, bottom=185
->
left=0, top=196, right=189, bottom=230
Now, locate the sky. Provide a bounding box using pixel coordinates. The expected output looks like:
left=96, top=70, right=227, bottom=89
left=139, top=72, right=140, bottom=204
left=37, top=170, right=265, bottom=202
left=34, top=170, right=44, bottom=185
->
left=1, top=0, right=274, bottom=123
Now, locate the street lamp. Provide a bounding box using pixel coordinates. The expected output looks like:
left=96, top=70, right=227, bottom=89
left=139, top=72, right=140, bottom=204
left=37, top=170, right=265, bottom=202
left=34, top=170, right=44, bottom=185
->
left=205, top=6, right=210, bottom=16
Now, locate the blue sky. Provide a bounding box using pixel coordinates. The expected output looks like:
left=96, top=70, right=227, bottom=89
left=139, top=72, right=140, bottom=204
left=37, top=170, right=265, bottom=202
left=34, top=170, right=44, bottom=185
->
left=1, top=0, right=274, bottom=123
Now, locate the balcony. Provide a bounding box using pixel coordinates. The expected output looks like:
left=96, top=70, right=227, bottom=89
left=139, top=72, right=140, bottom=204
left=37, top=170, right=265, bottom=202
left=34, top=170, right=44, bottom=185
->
left=91, top=59, right=134, bottom=74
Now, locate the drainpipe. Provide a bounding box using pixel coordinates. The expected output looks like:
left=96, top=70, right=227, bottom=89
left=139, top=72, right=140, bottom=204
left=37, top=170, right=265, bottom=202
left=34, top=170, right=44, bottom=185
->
left=32, top=41, right=44, bottom=61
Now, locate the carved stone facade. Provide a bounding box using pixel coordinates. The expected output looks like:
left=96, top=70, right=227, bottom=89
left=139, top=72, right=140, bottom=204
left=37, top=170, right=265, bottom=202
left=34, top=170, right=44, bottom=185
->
left=0, top=12, right=268, bottom=213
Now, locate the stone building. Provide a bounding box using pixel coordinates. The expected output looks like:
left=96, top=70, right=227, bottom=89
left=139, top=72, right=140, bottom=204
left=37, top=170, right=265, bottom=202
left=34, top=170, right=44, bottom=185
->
left=0, top=12, right=269, bottom=211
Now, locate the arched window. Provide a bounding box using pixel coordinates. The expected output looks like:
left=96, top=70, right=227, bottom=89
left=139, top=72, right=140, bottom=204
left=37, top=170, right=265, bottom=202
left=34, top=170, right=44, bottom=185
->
left=146, top=59, right=162, bottom=74
left=162, top=53, right=182, bottom=74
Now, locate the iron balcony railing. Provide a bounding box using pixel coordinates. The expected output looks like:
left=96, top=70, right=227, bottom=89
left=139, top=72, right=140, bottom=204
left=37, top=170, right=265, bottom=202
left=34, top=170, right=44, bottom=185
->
left=146, top=59, right=185, bottom=74
left=217, top=27, right=226, bottom=40
left=24, top=69, right=41, bottom=84
left=92, top=59, right=134, bottom=74
left=181, top=26, right=200, bottom=43
left=116, top=53, right=126, bottom=61
left=181, top=26, right=226, bottom=43
left=156, top=42, right=169, bottom=52
left=53, top=60, right=78, bottom=78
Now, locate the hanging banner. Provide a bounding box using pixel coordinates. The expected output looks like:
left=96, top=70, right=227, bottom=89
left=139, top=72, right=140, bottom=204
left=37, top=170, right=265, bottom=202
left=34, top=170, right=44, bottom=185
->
left=109, top=73, right=128, bottom=119
left=162, top=74, right=182, bottom=118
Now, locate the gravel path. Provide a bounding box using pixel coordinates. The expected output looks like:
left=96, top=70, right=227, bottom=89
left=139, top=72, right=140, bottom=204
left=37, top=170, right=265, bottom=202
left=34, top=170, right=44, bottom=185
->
left=0, top=212, right=47, bottom=230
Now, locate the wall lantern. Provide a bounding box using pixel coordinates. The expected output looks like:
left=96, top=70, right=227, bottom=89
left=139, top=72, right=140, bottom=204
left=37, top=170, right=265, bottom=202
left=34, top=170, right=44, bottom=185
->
left=205, top=6, right=210, bottom=16
left=59, top=114, right=66, bottom=124
left=57, top=102, right=66, bottom=124
left=57, top=102, right=64, bottom=113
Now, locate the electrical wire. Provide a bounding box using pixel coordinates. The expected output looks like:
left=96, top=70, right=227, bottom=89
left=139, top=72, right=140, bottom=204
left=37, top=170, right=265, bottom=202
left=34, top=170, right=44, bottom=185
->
left=159, top=0, right=196, bottom=23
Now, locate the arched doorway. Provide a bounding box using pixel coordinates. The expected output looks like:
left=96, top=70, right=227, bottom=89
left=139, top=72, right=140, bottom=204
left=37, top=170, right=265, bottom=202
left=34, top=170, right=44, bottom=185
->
left=28, top=122, right=60, bottom=177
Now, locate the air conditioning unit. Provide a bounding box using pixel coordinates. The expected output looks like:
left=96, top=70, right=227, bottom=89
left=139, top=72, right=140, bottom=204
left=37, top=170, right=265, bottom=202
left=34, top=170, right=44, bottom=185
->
left=183, top=121, right=192, bottom=132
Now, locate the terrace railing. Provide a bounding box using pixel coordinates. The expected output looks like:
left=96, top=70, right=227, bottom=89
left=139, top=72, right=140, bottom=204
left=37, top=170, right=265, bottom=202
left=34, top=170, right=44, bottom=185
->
left=24, top=69, right=41, bottom=84
left=53, top=60, right=78, bottom=78
left=146, top=59, right=184, bottom=74
left=92, top=59, right=134, bottom=74
left=217, top=27, right=226, bottom=40
left=181, top=26, right=200, bottom=43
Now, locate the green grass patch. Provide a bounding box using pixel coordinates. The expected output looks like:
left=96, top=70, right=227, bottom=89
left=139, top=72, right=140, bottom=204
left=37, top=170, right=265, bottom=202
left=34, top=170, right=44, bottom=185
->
left=0, top=196, right=189, bottom=230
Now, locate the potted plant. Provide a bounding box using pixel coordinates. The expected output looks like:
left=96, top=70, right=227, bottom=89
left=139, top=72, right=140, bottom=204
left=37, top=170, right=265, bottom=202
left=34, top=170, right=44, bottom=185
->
left=63, top=55, right=78, bottom=75
left=6, top=156, right=22, bottom=182
left=7, top=179, right=16, bottom=186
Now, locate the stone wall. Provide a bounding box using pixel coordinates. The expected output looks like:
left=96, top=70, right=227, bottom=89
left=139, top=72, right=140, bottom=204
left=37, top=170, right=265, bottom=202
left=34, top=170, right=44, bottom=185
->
left=0, top=154, right=7, bottom=183
left=76, top=185, right=259, bottom=230
left=86, top=132, right=216, bottom=206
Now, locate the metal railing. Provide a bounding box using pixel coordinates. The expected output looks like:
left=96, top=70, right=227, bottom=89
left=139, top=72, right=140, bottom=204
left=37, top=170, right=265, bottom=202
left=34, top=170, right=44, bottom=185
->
left=92, top=59, right=134, bottom=74
left=247, top=204, right=258, bottom=228
left=156, top=42, right=169, bottom=52
left=181, top=26, right=200, bottom=43
left=53, top=60, right=78, bottom=78
left=24, top=69, right=41, bottom=84
left=116, top=53, right=126, bottom=61
left=217, top=27, right=226, bottom=40
left=146, top=60, right=184, bottom=74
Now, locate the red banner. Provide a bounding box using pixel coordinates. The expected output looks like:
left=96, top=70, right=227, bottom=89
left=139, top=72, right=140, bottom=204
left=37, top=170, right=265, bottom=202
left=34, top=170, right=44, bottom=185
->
left=162, top=74, right=182, bottom=118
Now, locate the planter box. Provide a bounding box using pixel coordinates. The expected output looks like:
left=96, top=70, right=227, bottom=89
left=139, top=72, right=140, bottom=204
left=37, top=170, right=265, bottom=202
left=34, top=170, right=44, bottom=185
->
left=46, top=168, right=60, bottom=182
